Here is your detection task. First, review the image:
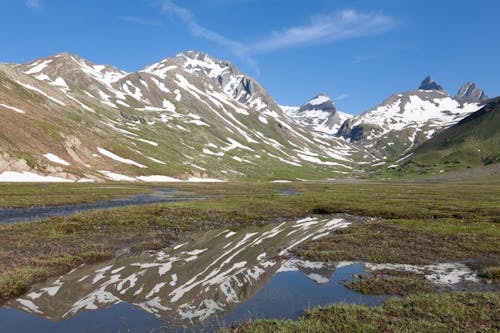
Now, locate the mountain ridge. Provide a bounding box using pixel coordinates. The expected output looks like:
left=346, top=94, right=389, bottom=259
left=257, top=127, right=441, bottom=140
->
left=0, top=51, right=368, bottom=182
left=336, top=76, right=484, bottom=160
left=0, top=51, right=497, bottom=182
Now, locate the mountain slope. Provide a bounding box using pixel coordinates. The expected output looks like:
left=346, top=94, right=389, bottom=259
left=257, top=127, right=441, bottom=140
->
left=281, top=94, right=352, bottom=135
left=0, top=52, right=369, bottom=182
left=337, top=77, right=482, bottom=160
left=394, top=97, right=500, bottom=174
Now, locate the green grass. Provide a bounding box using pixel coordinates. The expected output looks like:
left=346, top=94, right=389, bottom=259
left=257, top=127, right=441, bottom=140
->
left=344, top=270, right=435, bottom=296
left=378, top=98, right=500, bottom=178
left=294, top=220, right=499, bottom=265
left=228, top=292, right=500, bottom=333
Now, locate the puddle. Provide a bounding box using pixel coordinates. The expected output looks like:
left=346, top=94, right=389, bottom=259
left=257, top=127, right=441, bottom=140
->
left=0, top=188, right=198, bottom=224
left=0, top=216, right=386, bottom=332
left=276, top=188, right=299, bottom=196
left=0, top=215, right=484, bottom=332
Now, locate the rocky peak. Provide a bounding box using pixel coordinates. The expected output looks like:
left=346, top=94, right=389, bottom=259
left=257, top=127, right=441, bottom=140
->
left=175, top=50, right=235, bottom=78
left=299, top=93, right=337, bottom=113
left=455, top=81, right=489, bottom=103
left=419, top=76, right=445, bottom=92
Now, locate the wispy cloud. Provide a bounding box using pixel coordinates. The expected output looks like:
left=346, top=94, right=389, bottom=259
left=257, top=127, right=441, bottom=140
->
left=158, top=1, right=395, bottom=73
left=159, top=0, right=257, bottom=70
left=251, top=10, right=395, bottom=54
left=159, top=1, right=243, bottom=52
left=25, top=0, right=42, bottom=10
left=334, top=93, right=350, bottom=101
left=119, top=16, right=163, bottom=27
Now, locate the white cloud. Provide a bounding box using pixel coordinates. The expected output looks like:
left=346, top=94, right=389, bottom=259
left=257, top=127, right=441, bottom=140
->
left=158, top=1, right=395, bottom=72
left=118, top=16, right=163, bottom=27
left=160, top=0, right=238, bottom=49
left=25, top=0, right=41, bottom=10
left=159, top=0, right=257, bottom=71
left=251, top=10, right=395, bottom=54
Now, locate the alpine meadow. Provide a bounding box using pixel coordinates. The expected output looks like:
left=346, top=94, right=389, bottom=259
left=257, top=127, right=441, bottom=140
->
left=0, top=1, right=498, bottom=332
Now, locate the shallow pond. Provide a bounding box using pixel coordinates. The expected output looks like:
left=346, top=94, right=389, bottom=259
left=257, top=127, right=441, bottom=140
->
left=0, top=188, right=196, bottom=224
left=0, top=216, right=383, bottom=332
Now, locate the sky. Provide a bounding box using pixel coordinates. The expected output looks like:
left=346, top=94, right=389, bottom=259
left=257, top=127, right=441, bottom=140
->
left=1, top=0, right=499, bottom=115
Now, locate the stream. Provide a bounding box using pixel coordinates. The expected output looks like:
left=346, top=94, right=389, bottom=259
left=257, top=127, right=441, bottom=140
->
left=0, top=188, right=298, bottom=225
left=0, top=188, right=201, bottom=225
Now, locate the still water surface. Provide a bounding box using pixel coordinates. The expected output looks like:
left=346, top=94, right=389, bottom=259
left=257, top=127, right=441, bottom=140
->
left=0, top=215, right=386, bottom=332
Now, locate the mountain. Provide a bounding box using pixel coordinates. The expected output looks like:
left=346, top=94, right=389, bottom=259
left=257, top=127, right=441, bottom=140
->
left=281, top=94, right=352, bottom=135
left=419, top=75, right=445, bottom=92
left=337, top=76, right=483, bottom=160
left=393, top=97, right=500, bottom=174
left=455, top=81, right=489, bottom=103
left=0, top=50, right=495, bottom=182
left=0, top=51, right=368, bottom=182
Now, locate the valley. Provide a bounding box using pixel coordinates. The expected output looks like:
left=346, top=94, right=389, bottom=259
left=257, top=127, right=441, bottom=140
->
left=2, top=1, right=499, bottom=331
left=0, top=50, right=498, bottom=332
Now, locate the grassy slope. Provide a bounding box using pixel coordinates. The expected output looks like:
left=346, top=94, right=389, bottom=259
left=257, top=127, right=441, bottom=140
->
left=0, top=65, right=357, bottom=182
left=386, top=98, right=500, bottom=177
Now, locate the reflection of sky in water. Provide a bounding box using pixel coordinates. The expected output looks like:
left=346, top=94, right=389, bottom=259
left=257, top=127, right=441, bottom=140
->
left=224, top=263, right=384, bottom=323
left=0, top=215, right=478, bottom=333
left=0, top=264, right=385, bottom=333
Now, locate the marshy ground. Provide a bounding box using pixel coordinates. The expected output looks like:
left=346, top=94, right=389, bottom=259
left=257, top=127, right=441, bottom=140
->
left=0, top=179, right=498, bottom=332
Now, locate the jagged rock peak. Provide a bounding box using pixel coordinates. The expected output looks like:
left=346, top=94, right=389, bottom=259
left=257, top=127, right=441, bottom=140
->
left=455, top=81, right=489, bottom=103
left=419, top=76, right=445, bottom=92
left=299, top=93, right=336, bottom=113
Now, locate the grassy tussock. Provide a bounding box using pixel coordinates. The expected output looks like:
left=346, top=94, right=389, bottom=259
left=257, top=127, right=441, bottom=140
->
left=229, top=292, right=500, bottom=333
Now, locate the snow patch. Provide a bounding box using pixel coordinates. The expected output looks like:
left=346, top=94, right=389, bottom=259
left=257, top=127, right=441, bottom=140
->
left=97, top=148, right=147, bottom=168
left=43, top=153, right=71, bottom=166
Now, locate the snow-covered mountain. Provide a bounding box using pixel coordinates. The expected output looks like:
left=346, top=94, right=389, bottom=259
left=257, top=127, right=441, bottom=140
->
left=337, top=76, right=484, bottom=159
left=0, top=50, right=494, bottom=180
left=281, top=94, right=352, bottom=135
left=0, top=51, right=367, bottom=182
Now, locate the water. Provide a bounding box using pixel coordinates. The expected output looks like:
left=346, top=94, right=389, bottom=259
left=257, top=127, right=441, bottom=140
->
left=0, top=216, right=387, bottom=332
left=0, top=188, right=198, bottom=224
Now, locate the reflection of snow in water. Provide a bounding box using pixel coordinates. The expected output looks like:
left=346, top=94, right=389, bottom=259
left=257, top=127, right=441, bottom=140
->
left=361, top=262, right=478, bottom=285
left=10, top=216, right=350, bottom=323
left=9, top=215, right=481, bottom=327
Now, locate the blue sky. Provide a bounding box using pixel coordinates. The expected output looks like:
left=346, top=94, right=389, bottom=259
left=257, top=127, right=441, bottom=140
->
left=1, top=0, right=499, bottom=115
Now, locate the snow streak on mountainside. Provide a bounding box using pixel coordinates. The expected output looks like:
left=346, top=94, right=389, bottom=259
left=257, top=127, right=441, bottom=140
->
left=281, top=94, right=352, bottom=135
left=0, top=51, right=368, bottom=182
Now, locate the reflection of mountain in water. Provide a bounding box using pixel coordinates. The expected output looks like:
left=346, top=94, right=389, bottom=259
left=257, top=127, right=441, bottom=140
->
left=8, top=217, right=350, bottom=324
